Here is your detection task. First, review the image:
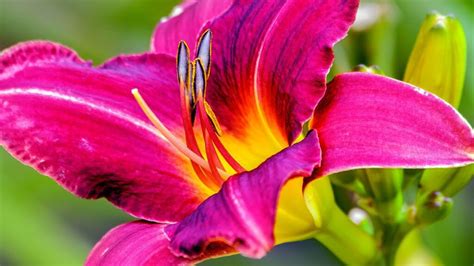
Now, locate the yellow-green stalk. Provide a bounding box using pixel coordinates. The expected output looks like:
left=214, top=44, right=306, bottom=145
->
left=304, top=177, right=377, bottom=265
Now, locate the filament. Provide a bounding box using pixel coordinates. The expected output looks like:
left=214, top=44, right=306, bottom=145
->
left=132, top=88, right=230, bottom=178
left=197, top=100, right=246, bottom=173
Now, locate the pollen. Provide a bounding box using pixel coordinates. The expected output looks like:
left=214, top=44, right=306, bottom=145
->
left=132, top=30, right=246, bottom=191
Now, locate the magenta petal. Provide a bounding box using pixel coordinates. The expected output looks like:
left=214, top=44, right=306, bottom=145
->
left=85, top=221, right=232, bottom=265
left=151, top=0, right=233, bottom=55
left=206, top=0, right=359, bottom=143
left=313, top=72, right=474, bottom=177
left=85, top=221, right=192, bottom=266
left=166, top=131, right=321, bottom=259
left=85, top=221, right=185, bottom=266
left=0, top=42, right=208, bottom=222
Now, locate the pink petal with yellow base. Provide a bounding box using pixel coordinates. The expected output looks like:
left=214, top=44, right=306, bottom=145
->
left=167, top=131, right=320, bottom=259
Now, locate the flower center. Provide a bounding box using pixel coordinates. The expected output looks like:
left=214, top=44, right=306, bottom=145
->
left=132, top=30, right=245, bottom=191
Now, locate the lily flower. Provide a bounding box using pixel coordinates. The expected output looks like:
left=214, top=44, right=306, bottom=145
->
left=1, top=0, right=473, bottom=265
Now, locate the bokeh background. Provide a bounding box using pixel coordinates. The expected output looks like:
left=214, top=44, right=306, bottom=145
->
left=0, top=0, right=473, bottom=265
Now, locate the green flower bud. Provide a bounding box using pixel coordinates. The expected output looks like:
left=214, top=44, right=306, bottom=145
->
left=362, top=169, right=403, bottom=200
left=404, top=12, right=466, bottom=108
left=359, top=169, right=404, bottom=223
left=415, top=191, right=453, bottom=225
left=419, top=164, right=473, bottom=197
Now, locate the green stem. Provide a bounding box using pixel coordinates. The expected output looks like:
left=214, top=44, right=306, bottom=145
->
left=361, top=169, right=405, bottom=224
left=376, top=193, right=404, bottom=224
left=314, top=207, right=378, bottom=265
left=358, top=169, right=408, bottom=265
left=380, top=221, right=413, bottom=266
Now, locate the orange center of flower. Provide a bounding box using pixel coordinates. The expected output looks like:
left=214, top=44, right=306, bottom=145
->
left=132, top=30, right=245, bottom=191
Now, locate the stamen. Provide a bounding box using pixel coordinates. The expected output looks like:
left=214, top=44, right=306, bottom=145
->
left=179, top=78, right=212, bottom=188
left=177, top=58, right=219, bottom=189
left=191, top=58, right=226, bottom=185
left=192, top=160, right=220, bottom=191
left=177, top=42, right=202, bottom=157
left=197, top=100, right=246, bottom=173
left=132, top=30, right=248, bottom=190
left=131, top=88, right=229, bottom=178
left=177, top=41, right=196, bottom=117
left=194, top=55, right=246, bottom=173
left=201, top=120, right=225, bottom=186
left=176, top=48, right=227, bottom=189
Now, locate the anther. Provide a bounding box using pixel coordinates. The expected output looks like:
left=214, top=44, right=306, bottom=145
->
left=193, top=59, right=206, bottom=99
left=177, top=41, right=196, bottom=119
left=196, top=29, right=212, bottom=77
left=177, top=41, right=190, bottom=86
left=189, top=62, right=197, bottom=124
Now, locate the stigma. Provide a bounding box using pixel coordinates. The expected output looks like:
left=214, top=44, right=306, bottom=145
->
left=132, top=30, right=245, bottom=191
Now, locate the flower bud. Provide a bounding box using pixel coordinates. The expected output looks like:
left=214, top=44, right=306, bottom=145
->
left=415, top=191, right=453, bottom=225
left=362, top=169, right=403, bottom=200
left=359, top=169, right=404, bottom=223
left=404, top=12, right=466, bottom=108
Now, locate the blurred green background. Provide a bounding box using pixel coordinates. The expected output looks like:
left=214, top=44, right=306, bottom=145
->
left=0, top=0, right=472, bottom=265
